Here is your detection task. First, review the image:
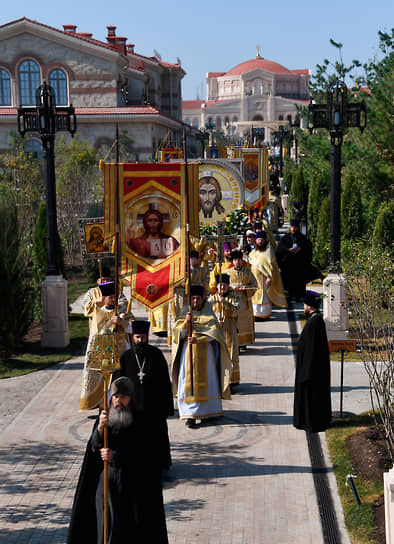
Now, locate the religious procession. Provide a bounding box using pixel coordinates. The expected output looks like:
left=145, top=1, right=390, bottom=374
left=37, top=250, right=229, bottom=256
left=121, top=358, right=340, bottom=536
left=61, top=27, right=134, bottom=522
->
left=61, top=131, right=336, bottom=544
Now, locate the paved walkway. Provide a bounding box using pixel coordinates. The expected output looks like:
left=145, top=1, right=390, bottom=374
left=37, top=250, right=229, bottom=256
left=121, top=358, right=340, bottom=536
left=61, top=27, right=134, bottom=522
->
left=0, top=297, right=370, bottom=543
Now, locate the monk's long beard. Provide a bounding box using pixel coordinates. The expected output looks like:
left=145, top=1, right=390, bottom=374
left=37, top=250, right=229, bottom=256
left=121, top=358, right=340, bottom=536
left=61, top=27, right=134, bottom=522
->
left=134, top=343, right=147, bottom=356
left=255, top=242, right=268, bottom=251
left=108, top=404, right=133, bottom=429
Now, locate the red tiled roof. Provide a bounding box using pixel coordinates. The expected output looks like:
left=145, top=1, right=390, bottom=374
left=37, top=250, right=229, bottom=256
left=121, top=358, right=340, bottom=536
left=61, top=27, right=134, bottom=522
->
left=0, top=18, right=180, bottom=70
left=0, top=106, right=161, bottom=116
left=0, top=18, right=118, bottom=53
left=205, top=99, right=233, bottom=107
left=182, top=100, right=203, bottom=109
left=207, top=72, right=225, bottom=78
left=75, top=106, right=161, bottom=115
left=225, top=58, right=292, bottom=76
left=290, top=69, right=309, bottom=75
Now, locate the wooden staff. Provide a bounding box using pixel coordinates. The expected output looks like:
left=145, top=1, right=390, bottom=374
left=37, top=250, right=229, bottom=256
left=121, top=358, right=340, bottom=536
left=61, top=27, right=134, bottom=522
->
left=182, top=129, right=194, bottom=396
left=98, top=258, right=103, bottom=282
left=102, top=369, right=111, bottom=544
left=216, top=221, right=225, bottom=321
left=102, top=126, right=121, bottom=544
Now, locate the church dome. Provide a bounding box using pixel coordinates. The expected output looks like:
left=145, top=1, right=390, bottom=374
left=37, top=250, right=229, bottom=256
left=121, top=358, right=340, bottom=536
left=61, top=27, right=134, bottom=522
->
left=225, top=55, right=291, bottom=76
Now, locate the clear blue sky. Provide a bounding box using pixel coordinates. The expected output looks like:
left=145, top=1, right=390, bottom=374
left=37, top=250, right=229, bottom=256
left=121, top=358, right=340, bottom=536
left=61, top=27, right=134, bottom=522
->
left=1, top=1, right=392, bottom=99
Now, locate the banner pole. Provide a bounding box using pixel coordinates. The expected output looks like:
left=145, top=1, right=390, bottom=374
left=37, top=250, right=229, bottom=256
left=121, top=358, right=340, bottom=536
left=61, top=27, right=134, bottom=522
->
left=114, top=125, right=120, bottom=318
left=182, top=129, right=194, bottom=396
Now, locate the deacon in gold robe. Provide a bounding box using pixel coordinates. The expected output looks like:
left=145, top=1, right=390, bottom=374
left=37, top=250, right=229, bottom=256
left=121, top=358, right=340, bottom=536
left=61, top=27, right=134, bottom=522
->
left=171, top=285, right=232, bottom=428
left=249, top=231, right=287, bottom=319
left=80, top=281, right=133, bottom=410
left=208, top=274, right=240, bottom=386
left=228, top=250, right=258, bottom=349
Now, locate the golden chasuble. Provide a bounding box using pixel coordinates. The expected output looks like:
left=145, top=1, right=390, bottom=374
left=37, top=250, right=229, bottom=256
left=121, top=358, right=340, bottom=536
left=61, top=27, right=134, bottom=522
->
left=228, top=267, right=257, bottom=345
left=249, top=247, right=287, bottom=308
left=209, top=292, right=240, bottom=383
left=171, top=302, right=232, bottom=403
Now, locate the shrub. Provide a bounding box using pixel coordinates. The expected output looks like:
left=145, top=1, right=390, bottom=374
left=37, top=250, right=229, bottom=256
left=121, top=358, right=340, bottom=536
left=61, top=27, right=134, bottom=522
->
left=0, top=188, right=33, bottom=356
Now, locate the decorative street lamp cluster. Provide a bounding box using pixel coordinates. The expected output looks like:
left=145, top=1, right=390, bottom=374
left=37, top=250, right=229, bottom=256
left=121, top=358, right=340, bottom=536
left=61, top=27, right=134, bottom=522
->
left=307, top=78, right=366, bottom=271
left=272, top=125, right=291, bottom=177
left=18, top=81, right=77, bottom=275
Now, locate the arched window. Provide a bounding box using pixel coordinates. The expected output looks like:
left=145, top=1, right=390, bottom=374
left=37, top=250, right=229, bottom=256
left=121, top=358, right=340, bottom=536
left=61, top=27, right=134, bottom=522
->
left=49, top=69, right=68, bottom=105
left=253, top=114, right=263, bottom=121
left=0, top=69, right=11, bottom=106
left=232, top=116, right=238, bottom=123
left=216, top=117, right=222, bottom=130
left=193, top=118, right=199, bottom=128
left=185, top=118, right=191, bottom=125
left=19, top=60, right=40, bottom=105
left=278, top=115, right=284, bottom=121
left=287, top=114, right=292, bottom=123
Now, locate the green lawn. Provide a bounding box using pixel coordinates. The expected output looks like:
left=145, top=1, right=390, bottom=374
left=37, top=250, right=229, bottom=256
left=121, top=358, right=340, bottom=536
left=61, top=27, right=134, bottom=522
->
left=0, top=314, right=89, bottom=379
left=326, top=413, right=384, bottom=544
left=0, top=280, right=91, bottom=379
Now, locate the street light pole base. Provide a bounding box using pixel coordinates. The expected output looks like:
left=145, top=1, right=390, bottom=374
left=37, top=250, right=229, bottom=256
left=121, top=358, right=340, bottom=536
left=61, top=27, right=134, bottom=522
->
left=41, top=275, right=70, bottom=348
left=323, top=272, right=349, bottom=341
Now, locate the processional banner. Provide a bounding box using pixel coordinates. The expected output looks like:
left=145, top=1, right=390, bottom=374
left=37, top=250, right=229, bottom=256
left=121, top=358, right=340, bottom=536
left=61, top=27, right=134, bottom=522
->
left=241, top=147, right=269, bottom=209
left=104, top=162, right=199, bottom=309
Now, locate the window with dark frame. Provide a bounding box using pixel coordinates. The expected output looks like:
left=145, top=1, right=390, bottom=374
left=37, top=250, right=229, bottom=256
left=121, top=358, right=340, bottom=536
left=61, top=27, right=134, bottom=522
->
left=19, top=60, right=40, bottom=105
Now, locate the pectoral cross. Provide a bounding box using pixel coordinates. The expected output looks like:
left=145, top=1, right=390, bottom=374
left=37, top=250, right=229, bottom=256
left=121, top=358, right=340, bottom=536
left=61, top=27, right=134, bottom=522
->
left=137, top=369, right=145, bottom=383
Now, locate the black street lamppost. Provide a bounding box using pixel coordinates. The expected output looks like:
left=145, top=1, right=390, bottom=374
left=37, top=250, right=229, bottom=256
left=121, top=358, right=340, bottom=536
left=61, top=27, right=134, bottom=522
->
left=308, top=79, right=366, bottom=271
left=272, top=125, right=290, bottom=177
left=18, top=81, right=77, bottom=275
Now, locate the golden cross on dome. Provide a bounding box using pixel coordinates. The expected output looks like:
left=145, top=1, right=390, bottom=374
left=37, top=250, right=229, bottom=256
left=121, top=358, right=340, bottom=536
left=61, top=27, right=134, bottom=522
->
left=256, top=45, right=262, bottom=58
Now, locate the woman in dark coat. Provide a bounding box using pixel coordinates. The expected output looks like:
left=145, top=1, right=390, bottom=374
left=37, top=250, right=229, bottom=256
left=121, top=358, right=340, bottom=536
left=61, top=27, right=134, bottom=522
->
left=293, top=290, right=331, bottom=433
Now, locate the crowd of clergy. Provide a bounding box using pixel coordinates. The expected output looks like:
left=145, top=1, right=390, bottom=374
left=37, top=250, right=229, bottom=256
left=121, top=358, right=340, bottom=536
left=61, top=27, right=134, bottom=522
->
left=68, top=202, right=332, bottom=543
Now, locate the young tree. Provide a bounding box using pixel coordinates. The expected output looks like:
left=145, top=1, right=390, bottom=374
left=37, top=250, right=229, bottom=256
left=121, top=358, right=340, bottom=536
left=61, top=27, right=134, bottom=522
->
left=313, top=196, right=330, bottom=269
left=343, top=240, right=394, bottom=459
left=341, top=173, right=364, bottom=240
left=0, top=131, right=44, bottom=267
left=55, top=136, right=102, bottom=267
left=373, top=200, right=394, bottom=250
left=0, top=188, right=33, bottom=356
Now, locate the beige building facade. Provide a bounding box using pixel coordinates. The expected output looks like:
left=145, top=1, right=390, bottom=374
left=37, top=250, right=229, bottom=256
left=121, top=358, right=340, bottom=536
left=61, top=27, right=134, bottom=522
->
left=0, top=18, right=187, bottom=159
left=183, top=51, right=310, bottom=143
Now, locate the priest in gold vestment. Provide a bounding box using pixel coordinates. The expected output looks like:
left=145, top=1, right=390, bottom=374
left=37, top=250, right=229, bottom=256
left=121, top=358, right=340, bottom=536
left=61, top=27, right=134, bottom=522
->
left=80, top=281, right=133, bottom=410
left=208, top=274, right=240, bottom=385
left=249, top=231, right=287, bottom=319
left=171, top=285, right=232, bottom=427
left=228, top=250, right=258, bottom=348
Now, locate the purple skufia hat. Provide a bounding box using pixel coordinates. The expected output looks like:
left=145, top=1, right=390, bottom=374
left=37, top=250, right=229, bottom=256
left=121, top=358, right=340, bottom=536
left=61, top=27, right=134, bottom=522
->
left=304, top=290, right=322, bottom=309
left=255, top=231, right=267, bottom=240
left=99, top=281, right=116, bottom=296
left=293, top=200, right=300, bottom=208
left=223, top=242, right=232, bottom=251
left=190, top=284, right=205, bottom=298
left=131, top=320, right=150, bottom=335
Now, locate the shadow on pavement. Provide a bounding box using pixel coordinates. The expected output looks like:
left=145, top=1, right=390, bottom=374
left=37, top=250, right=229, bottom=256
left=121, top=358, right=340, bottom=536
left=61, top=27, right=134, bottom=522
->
left=164, top=440, right=331, bottom=494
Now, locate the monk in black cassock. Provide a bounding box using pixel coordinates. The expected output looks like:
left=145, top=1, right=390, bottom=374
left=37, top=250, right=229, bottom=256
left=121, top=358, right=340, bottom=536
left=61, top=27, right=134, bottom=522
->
left=117, top=319, right=174, bottom=470
left=293, top=290, right=332, bottom=433
left=276, top=219, right=312, bottom=301
left=67, top=377, right=168, bottom=544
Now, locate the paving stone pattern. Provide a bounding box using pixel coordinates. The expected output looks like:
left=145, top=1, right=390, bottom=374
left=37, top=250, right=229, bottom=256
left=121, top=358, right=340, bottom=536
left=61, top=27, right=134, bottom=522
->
left=0, top=303, right=357, bottom=543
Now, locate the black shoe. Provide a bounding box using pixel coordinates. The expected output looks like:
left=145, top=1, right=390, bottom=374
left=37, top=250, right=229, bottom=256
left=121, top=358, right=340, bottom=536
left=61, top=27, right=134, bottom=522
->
left=185, top=418, right=197, bottom=428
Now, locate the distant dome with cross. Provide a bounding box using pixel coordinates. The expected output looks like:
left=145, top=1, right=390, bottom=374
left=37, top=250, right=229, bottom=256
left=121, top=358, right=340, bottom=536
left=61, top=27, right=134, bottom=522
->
left=225, top=46, right=292, bottom=76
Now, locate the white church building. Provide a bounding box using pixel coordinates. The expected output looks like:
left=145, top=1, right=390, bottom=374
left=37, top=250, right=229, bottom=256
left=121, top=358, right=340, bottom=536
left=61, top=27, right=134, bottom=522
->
left=183, top=50, right=310, bottom=143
